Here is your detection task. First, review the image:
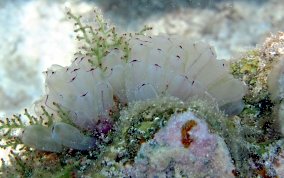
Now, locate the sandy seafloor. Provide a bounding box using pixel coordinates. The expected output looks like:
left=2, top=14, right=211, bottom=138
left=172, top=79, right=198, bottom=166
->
left=0, top=0, right=284, bottom=167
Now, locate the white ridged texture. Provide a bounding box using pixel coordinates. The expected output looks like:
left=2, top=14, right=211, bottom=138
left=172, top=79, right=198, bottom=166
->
left=36, top=35, right=246, bottom=130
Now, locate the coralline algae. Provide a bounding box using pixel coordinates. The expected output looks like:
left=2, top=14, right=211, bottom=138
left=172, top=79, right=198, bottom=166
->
left=124, top=110, right=235, bottom=177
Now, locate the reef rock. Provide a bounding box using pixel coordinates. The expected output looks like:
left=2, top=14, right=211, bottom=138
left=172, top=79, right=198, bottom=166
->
left=124, top=110, right=235, bottom=177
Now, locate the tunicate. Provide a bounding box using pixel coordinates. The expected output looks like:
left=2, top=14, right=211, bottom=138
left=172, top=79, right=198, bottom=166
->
left=51, top=122, right=96, bottom=150
left=22, top=125, right=63, bottom=152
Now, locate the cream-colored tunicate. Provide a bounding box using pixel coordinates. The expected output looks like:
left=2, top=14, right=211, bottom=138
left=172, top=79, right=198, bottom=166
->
left=51, top=122, right=96, bottom=150
left=21, top=125, right=63, bottom=152
left=36, top=35, right=246, bottom=131
left=21, top=123, right=96, bottom=152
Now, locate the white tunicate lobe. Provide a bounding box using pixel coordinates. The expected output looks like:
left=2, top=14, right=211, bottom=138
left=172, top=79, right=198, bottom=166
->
left=21, top=125, right=63, bottom=152
left=36, top=35, right=246, bottom=132
left=51, top=122, right=96, bottom=150
left=21, top=122, right=96, bottom=151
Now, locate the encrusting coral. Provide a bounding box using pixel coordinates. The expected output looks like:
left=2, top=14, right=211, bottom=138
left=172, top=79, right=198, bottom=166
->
left=1, top=7, right=284, bottom=178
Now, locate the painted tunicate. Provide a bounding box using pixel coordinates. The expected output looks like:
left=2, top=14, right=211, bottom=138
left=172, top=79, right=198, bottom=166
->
left=36, top=35, right=246, bottom=131
left=51, top=122, right=96, bottom=150
left=21, top=125, right=63, bottom=152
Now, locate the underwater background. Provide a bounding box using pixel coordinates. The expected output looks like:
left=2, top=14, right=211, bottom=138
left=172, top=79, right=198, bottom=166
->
left=1, top=0, right=284, bottom=177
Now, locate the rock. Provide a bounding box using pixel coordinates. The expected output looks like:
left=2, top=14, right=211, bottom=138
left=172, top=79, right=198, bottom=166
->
left=125, top=110, right=235, bottom=177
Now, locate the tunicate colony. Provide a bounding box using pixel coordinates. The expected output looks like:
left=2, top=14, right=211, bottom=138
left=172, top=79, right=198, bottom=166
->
left=21, top=34, right=246, bottom=152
